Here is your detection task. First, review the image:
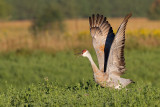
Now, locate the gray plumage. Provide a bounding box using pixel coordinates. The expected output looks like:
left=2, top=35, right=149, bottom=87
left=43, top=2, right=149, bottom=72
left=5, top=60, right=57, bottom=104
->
left=87, top=13, right=134, bottom=89
left=89, top=14, right=112, bottom=72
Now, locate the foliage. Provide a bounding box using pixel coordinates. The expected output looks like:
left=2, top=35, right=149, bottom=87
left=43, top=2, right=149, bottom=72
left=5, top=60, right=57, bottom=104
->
left=148, top=0, right=160, bottom=20
left=0, top=49, right=160, bottom=106
left=0, top=0, right=11, bottom=19
left=0, top=81, right=159, bottom=106
left=3, top=0, right=153, bottom=20
left=6, top=0, right=47, bottom=20
left=30, top=7, right=64, bottom=35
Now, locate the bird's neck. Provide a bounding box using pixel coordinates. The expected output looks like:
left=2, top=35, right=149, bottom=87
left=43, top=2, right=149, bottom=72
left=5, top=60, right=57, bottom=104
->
left=86, top=53, right=100, bottom=73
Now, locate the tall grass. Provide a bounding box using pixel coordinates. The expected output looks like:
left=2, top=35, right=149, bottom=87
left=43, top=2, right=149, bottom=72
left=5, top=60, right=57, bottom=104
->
left=0, top=18, right=160, bottom=52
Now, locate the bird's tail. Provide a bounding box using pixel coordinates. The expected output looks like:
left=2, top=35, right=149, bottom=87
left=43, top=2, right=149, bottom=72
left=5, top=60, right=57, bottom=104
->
left=119, top=78, right=135, bottom=87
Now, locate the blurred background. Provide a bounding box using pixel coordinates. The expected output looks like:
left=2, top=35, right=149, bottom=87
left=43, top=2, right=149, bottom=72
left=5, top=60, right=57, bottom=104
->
left=0, top=0, right=160, bottom=90
left=0, top=0, right=160, bottom=51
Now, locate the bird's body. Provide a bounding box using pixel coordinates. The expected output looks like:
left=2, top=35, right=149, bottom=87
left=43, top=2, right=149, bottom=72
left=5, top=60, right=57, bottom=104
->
left=80, top=14, right=134, bottom=89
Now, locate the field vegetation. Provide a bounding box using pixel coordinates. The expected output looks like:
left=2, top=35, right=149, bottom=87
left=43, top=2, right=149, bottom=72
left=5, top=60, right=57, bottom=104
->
left=0, top=49, right=160, bottom=106
left=0, top=18, right=160, bottom=52
left=0, top=0, right=160, bottom=106
left=0, top=18, right=160, bottom=106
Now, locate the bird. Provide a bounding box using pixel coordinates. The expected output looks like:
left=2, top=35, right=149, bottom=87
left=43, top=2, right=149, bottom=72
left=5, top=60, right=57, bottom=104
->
left=78, top=13, right=134, bottom=89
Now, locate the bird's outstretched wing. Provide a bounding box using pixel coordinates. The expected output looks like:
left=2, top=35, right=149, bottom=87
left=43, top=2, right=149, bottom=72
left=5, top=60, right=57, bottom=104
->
left=89, top=14, right=115, bottom=71
left=106, top=13, right=132, bottom=76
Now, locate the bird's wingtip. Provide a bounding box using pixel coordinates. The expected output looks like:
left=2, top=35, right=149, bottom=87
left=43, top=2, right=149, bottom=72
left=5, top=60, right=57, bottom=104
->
left=130, top=80, right=135, bottom=84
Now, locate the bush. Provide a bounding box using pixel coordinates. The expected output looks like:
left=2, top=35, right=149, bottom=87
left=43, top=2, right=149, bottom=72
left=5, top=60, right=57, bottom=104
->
left=0, top=0, right=11, bottom=19
left=30, top=7, right=65, bottom=35
left=148, top=0, right=160, bottom=20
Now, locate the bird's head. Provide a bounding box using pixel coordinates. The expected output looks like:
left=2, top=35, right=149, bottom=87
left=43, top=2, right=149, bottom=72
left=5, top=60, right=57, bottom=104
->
left=75, top=49, right=89, bottom=57
left=81, top=49, right=89, bottom=57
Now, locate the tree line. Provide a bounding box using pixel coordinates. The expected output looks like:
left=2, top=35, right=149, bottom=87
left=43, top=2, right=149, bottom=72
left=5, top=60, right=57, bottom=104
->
left=0, top=0, right=159, bottom=34
left=0, top=0, right=158, bottom=20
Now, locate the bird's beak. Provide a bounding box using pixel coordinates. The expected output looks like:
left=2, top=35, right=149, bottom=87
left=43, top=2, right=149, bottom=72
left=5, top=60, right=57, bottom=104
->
left=74, top=52, right=82, bottom=57
left=73, top=49, right=82, bottom=57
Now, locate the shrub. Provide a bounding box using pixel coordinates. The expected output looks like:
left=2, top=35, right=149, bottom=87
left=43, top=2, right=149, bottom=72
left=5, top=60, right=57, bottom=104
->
left=148, top=0, right=160, bottom=20
left=0, top=0, right=11, bottom=19
left=30, top=7, right=65, bottom=35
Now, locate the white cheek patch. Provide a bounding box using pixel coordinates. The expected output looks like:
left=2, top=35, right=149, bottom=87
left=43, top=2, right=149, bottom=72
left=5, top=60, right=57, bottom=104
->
left=82, top=52, right=87, bottom=57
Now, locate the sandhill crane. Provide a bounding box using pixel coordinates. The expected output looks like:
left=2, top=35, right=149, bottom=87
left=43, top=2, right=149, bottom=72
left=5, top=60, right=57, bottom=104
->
left=78, top=13, right=134, bottom=89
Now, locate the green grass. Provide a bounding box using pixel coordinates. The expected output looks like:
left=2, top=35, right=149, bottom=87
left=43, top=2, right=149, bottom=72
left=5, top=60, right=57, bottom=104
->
left=0, top=48, right=160, bottom=106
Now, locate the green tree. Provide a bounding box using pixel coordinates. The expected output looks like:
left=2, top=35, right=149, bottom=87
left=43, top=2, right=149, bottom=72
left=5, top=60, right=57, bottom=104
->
left=148, top=0, right=160, bottom=20
left=31, top=7, right=64, bottom=35
left=3, top=0, right=154, bottom=20
left=0, top=0, right=11, bottom=19
left=6, top=0, right=47, bottom=20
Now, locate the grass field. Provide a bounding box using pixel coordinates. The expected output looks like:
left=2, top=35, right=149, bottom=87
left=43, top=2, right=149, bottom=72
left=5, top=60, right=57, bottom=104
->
left=0, top=18, right=160, bottom=106
left=0, top=49, right=160, bottom=106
